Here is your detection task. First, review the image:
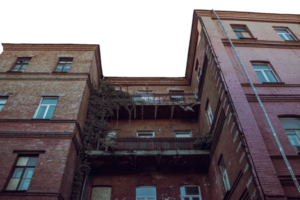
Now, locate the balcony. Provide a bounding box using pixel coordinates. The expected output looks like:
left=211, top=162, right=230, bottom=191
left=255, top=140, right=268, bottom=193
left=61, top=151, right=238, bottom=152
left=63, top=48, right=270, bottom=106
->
left=88, top=137, right=210, bottom=170
left=116, top=93, right=200, bottom=119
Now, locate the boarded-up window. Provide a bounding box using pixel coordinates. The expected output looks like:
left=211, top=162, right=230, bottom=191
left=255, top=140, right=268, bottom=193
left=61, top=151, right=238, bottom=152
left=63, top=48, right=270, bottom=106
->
left=91, top=187, right=112, bottom=200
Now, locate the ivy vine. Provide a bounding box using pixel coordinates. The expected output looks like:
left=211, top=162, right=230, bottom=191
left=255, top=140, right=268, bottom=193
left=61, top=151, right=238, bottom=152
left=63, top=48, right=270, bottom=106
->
left=70, top=79, right=135, bottom=200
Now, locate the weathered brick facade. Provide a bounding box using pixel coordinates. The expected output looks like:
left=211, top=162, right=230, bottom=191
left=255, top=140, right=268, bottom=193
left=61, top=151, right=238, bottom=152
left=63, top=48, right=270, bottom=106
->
left=1, top=10, right=300, bottom=200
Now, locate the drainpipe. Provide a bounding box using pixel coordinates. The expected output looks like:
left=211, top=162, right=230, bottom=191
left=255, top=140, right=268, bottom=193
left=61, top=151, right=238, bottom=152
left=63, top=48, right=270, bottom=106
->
left=80, top=174, right=88, bottom=200
left=212, top=9, right=300, bottom=193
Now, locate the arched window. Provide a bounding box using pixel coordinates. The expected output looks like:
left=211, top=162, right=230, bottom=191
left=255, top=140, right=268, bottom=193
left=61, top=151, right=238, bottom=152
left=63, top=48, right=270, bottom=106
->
left=279, top=118, right=300, bottom=152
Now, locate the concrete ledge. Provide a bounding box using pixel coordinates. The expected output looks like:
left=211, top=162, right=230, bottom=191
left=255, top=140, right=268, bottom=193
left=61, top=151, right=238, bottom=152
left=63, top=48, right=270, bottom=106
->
left=87, top=149, right=210, bottom=156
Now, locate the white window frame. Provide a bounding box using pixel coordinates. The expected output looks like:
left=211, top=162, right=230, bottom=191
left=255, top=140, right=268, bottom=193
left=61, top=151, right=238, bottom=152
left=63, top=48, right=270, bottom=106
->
left=207, top=103, right=214, bottom=124
left=137, top=131, right=155, bottom=138
left=33, top=97, right=58, bottom=119
left=175, top=131, right=192, bottom=138
left=284, top=130, right=300, bottom=149
left=180, top=185, right=202, bottom=200
left=136, top=186, right=156, bottom=200
left=219, top=157, right=230, bottom=192
left=275, top=29, right=297, bottom=41
left=252, top=64, right=278, bottom=83
left=0, top=99, right=8, bottom=112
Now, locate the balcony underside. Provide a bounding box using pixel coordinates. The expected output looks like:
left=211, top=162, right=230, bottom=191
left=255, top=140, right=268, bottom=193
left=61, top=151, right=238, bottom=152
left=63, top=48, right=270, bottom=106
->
left=87, top=150, right=210, bottom=170
left=116, top=103, right=200, bottom=120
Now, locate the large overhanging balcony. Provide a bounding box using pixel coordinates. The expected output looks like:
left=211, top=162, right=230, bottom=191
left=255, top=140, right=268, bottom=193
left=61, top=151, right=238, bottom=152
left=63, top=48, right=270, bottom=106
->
left=116, top=93, right=200, bottom=119
left=87, top=137, right=210, bottom=170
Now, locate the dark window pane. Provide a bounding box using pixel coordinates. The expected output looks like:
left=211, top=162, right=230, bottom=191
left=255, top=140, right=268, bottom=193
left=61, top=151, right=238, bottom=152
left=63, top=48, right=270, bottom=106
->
left=63, top=64, right=71, bottom=72
left=27, top=157, right=38, bottom=166
left=276, top=30, right=288, bottom=33
left=286, top=34, right=295, bottom=41
left=185, top=186, right=199, bottom=195
left=14, top=65, right=21, bottom=69
left=23, top=168, right=34, bottom=178
left=55, top=65, right=63, bottom=72
left=192, top=198, right=200, bottom=200
left=233, top=28, right=246, bottom=32
left=42, top=99, right=58, bottom=104
left=253, top=65, right=269, bottom=70
left=18, top=178, right=31, bottom=190
left=279, top=118, right=300, bottom=129
left=279, top=35, right=286, bottom=41
left=24, top=60, right=30, bottom=63
left=265, top=71, right=277, bottom=82
left=255, top=71, right=266, bottom=82
left=12, top=168, right=24, bottom=178
left=235, top=32, right=243, bottom=39
left=136, top=187, right=156, bottom=196
left=45, top=106, right=56, bottom=119
left=36, top=106, right=46, bottom=118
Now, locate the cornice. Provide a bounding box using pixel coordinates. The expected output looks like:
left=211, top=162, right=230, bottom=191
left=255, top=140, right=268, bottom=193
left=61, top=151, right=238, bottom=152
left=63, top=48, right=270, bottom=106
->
left=0, top=131, right=74, bottom=139
left=246, top=94, right=300, bottom=102
left=2, top=43, right=98, bottom=52
left=241, top=83, right=300, bottom=87
left=222, top=39, right=300, bottom=49
left=0, top=119, right=77, bottom=123
left=0, top=191, right=64, bottom=200
left=195, top=10, right=300, bottom=23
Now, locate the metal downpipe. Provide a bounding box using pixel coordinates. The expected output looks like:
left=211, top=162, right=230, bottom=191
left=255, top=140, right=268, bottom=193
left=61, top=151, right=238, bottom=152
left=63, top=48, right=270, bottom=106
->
left=212, top=9, right=300, bottom=193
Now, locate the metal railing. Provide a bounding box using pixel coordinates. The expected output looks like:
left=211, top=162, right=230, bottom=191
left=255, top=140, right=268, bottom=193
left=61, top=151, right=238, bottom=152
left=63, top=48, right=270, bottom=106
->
left=131, top=93, right=196, bottom=104
left=93, top=137, right=197, bottom=151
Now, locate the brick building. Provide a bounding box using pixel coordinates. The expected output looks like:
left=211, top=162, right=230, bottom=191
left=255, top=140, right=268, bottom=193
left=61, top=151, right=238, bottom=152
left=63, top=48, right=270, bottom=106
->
left=0, top=10, right=300, bottom=200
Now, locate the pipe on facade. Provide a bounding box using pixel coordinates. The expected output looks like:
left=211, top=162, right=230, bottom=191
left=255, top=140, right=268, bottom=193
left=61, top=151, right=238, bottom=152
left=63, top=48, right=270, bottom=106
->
left=80, top=174, right=88, bottom=200
left=212, top=9, right=300, bottom=194
left=199, top=20, right=265, bottom=199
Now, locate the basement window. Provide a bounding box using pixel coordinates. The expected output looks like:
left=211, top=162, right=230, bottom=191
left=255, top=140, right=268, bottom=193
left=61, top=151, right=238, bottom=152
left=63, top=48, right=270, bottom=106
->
left=55, top=57, right=73, bottom=72
left=180, top=186, right=202, bottom=200
left=137, top=131, right=155, bottom=138
left=175, top=131, right=192, bottom=138
left=136, top=186, right=156, bottom=200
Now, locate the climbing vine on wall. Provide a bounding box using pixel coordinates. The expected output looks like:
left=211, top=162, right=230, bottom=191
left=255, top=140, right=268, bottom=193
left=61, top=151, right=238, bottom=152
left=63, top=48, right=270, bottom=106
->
left=70, top=79, right=135, bottom=200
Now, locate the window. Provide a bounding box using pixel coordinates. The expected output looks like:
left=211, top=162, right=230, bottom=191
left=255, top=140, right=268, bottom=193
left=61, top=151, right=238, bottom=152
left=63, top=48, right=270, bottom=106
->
left=0, top=98, right=7, bottom=112
left=219, top=156, right=230, bottom=192
left=279, top=118, right=300, bottom=151
left=252, top=63, right=278, bottom=83
left=137, top=131, right=155, bottom=138
left=175, top=131, right=192, bottom=138
left=11, top=57, right=31, bottom=72
left=6, top=156, right=38, bottom=191
left=91, top=186, right=112, bottom=200
left=275, top=29, right=296, bottom=41
left=195, top=60, right=201, bottom=82
left=180, top=186, right=201, bottom=200
left=169, top=90, right=185, bottom=102
left=33, top=97, right=58, bottom=119
left=136, top=186, right=156, bottom=200
left=232, top=27, right=252, bottom=39
left=205, top=100, right=213, bottom=125
left=55, top=57, right=73, bottom=72
left=134, top=90, right=153, bottom=102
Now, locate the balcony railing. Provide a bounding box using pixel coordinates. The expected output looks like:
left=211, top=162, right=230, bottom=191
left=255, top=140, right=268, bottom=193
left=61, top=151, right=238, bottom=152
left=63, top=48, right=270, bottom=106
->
left=93, top=137, right=197, bottom=151
left=131, top=93, right=196, bottom=104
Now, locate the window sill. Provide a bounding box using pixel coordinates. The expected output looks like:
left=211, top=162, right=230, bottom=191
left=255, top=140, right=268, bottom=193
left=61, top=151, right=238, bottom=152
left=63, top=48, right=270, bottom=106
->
left=6, top=71, right=23, bottom=73
left=237, top=37, right=257, bottom=40
left=51, top=71, right=69, bottom=74
left=261, top=82, right=285, bottom=86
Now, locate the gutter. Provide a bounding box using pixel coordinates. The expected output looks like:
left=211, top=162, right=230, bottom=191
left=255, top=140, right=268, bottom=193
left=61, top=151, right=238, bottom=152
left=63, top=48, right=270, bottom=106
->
left=212, top=9, right=300, bottom=194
